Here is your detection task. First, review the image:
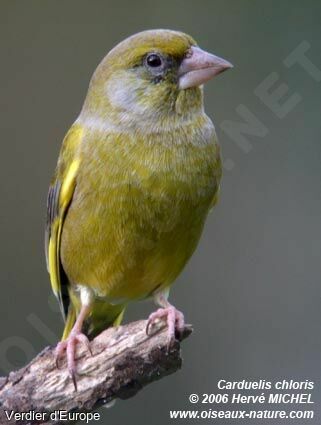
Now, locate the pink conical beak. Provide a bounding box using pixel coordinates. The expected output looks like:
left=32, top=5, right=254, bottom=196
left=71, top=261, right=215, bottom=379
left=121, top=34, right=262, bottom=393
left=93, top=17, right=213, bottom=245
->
left=178, top=46, right=233, bottom=89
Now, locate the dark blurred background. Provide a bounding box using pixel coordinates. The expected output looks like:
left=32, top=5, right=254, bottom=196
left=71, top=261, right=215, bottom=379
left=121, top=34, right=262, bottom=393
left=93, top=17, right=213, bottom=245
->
left=0, top=1, right=320, bottom=424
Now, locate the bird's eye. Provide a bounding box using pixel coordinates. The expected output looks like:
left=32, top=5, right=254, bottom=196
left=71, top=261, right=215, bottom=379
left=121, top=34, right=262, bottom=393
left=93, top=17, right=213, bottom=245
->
left=146, top=53, right=163, bottom=68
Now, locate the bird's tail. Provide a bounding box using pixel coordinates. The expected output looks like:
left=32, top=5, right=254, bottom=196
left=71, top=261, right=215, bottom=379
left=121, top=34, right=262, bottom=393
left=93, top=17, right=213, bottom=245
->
left=61, top=301, right=126, bottom=341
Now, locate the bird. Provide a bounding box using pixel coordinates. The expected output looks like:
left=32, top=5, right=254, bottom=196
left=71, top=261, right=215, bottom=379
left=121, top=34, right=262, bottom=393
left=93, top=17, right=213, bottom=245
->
left=45, top=29, right=232, bottom=388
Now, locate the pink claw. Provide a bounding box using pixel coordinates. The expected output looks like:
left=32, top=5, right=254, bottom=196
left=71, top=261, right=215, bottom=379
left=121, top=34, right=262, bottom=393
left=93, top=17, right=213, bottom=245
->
left=146, top=306, right=185, bottom=344
left=55, top=331, right=92, bottom=391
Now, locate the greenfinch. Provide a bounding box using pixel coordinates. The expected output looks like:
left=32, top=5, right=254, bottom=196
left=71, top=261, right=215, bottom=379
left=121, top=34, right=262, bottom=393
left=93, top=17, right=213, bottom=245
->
left=45, top=29, right=232, bottom=387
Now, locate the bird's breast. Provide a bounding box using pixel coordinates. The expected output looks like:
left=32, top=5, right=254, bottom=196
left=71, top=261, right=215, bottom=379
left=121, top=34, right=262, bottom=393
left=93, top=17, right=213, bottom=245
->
left=61, top=120, right=221, bottom=298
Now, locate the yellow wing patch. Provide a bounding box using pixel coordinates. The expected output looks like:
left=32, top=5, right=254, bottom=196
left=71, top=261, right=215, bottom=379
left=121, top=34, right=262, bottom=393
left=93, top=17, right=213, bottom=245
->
left=45, top=125, right=83, bottom=320
left=60, top=160, right=80, bottom=209
left=48, top=159, right=80, bottom=293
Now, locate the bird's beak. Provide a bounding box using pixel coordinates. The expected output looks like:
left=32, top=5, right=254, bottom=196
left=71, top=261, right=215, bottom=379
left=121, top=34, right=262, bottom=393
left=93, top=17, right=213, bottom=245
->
left=178, top=46, right=233, bottom=90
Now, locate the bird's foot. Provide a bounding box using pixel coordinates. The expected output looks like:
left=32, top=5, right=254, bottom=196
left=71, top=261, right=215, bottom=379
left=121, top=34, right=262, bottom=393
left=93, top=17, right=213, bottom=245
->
left=55, top=331, right=92, bottom=391
left=146, top=305, right=185, bottom=346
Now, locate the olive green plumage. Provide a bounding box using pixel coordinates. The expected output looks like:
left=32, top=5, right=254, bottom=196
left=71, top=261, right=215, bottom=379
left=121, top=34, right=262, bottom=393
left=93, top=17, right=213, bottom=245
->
left=45, top=30, right=223, bottom=340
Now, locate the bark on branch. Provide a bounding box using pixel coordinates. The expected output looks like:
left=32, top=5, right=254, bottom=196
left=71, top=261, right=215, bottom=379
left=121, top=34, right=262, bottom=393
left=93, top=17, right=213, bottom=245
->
left=0, top=320, right=192, bottom=424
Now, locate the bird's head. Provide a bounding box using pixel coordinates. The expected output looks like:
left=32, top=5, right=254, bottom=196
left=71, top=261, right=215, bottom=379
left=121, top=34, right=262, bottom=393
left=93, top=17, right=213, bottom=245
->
left=80, top=30, right=232, bottom=132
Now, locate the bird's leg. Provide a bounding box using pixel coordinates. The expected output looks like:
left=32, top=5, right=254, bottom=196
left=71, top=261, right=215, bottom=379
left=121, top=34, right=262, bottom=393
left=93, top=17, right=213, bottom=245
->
left=146, top=291, right=185, bottom=345
left=55, top=304, right=92, bottom=391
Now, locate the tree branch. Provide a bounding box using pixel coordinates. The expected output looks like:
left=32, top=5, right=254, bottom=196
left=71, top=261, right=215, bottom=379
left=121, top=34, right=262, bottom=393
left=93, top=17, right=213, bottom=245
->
left=0, top=320, right=192, bottom=424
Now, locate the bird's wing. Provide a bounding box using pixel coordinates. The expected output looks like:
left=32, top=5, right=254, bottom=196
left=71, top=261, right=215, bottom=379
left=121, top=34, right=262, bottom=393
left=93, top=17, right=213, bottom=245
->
left=45, top=124, right=83, bottom=321
left=210, top=143, right=223, bottom=209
